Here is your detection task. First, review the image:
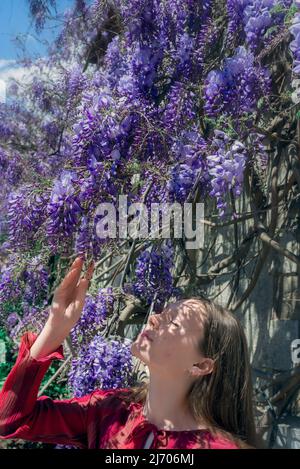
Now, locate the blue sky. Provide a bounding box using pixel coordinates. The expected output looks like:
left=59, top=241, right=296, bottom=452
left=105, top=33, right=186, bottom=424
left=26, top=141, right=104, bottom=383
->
left=0, top=0, right=76, bottom=60
left=0, top=0, right=79, bottom=101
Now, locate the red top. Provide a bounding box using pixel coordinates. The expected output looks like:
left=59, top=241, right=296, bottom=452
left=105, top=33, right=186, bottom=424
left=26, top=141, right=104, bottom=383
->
left=0, top=331, right=239, bottom=449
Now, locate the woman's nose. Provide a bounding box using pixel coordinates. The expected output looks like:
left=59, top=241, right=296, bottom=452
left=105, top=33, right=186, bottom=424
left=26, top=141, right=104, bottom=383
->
left=149, top=314, right=160, bottom=329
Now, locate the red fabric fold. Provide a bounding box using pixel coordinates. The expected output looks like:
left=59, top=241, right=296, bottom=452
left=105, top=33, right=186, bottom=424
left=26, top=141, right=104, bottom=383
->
left=18, top=330, right=65, bottom=364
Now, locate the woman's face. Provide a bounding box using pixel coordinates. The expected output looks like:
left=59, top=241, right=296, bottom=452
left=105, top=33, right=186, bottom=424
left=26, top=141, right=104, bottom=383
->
left=131, top=299, right=209, bottom=377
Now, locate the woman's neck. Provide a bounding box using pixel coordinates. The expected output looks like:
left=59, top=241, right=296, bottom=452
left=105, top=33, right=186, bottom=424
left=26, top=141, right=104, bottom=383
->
left=142, top=375, right=208, bottom=431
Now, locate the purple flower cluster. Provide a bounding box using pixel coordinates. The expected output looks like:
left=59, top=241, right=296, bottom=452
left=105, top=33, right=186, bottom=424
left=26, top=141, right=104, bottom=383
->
left=72, top=83, right=122, bottom=166
left=131, top=42, right=164, bottom=97
left=7, top=186, right=49, bottom=248
left=28, top=0, right=56, bottom=32
left=161, top=81, right=197, bottom=138
left=0, top=150, right=22, bottom=187
left=226, top=0, right=246, bottom=50
left=248, top=131, right=269, bottom=172
left=203, top=46, right=272, bottom=118
left=67, top=333, right=134, bottom=397
left=104, top=36, right=130, bottom=90
left=0, top=0, right=293, bottom=273
left=8, top=305, right=50, bottom=347
left=167, top=164, right=197, bottom=204
left=166, top=129, right=208, bottom=203
left=243, top=0, right=275, bottom=52
left=22, top=255, right=49, bottom=305
left=74, top=213, right=108, bottom=260
left=132, top=240, right=175, bottom=310
left=289, top=4, right=300, bottom=103
left=46, top=171, right=82, bottom=249
left=0, top=149, right=8, bottom=174
left=116, top=0, right=158, bottom=43
left=289, top=9, right=300, bottom=75
left=67, top=64, right=87, bottom=98
left=0, top=264, right=23, bottom=325
left=70, top=287, right=115, bottom=353
left=232, top=0, right=293, bottom=53
left=0, top=252, right=50, bottom=332
left=31, top=77, right=53, bottom=112
left=207, top=130, right=248, bottom=216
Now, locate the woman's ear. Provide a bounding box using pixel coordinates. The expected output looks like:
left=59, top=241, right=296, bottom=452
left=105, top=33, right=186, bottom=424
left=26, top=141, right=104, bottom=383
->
left=190, top=358, right=215, bottom=377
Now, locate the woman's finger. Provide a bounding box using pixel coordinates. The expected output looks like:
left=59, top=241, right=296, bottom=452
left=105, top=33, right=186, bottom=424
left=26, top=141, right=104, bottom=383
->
left=85, top=261, right=95, bottom=281
left=69, top=257, right=84, bottom=272
left=74, top=278, right=90, bottom=312
left=60, top=258, right=84, bottom=289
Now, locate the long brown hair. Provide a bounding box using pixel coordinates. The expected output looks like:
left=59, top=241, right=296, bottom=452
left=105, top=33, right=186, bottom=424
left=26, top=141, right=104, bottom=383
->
left=119, top=296, right=265, bottom=449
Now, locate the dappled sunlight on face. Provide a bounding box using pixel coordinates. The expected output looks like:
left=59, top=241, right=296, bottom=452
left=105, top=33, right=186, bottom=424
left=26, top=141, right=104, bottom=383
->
left=131, top=298, right=209, bottom=373
left=160, top=299, right=208, bottom=337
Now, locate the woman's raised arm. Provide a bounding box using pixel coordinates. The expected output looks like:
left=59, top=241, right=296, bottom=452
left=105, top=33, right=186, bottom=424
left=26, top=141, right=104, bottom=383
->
left=0, top=257, right=112, bottom=449
left=30, top=257, right=94, bottom=360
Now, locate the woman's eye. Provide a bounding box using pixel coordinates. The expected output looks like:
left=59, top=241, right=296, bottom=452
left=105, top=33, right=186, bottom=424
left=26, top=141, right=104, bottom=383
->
left=170, top=320, right=179, bottom=327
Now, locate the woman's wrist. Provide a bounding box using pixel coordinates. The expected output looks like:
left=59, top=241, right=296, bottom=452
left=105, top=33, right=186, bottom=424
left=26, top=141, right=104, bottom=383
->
left=29, top=314, right=71, bottom=360
left=47, top=306, right=76, bottom=332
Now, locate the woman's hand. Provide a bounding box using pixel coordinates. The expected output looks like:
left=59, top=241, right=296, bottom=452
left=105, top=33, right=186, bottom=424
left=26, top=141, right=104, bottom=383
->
left=30, top=257, right=94, bottom=360
left=49, top=257, right=94, bottom=330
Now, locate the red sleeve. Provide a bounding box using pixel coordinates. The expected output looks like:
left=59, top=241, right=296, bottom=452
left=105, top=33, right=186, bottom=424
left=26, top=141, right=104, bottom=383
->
left=0, top=331, right=116, bottom=448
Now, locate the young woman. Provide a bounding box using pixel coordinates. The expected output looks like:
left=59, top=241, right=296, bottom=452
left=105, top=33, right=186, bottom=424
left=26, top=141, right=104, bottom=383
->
left=0, top=257, right=261, bottom=449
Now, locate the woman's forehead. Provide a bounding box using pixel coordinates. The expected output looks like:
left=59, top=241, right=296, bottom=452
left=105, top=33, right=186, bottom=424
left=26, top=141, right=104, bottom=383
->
left=163, top=299, right=208, bottom=326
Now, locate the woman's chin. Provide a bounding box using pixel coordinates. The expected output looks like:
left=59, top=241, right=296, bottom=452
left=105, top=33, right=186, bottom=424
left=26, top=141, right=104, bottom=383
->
left=130, top=341, right=141, bottom=357
left=131, top=343, right=149, bottom=363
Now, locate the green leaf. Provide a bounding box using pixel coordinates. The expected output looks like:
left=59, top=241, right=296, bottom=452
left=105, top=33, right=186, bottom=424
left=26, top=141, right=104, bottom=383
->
left=257, top=97, right=264, bottom=109
left=270, top=4, right=285, bottom=15
left=264, top=25, right=279, bottom=39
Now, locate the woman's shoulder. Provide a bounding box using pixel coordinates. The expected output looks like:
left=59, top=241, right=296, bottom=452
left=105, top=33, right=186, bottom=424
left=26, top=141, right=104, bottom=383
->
left=84, top=387, right=132, bottom=409
left=90, top=387, right=131, bottom=400
left=90, top=388, right=134, bottom=402
left=77, top=387, right=133, bottom=423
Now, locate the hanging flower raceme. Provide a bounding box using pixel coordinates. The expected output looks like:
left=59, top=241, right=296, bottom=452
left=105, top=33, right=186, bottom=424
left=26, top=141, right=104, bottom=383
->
left=46, top=170, right=83, bottom=250
left=203, top=45, right=272, bottom=118
left=131, top=240, right=176, bottom=311
left=28, top=0, right=56, bottom=32
left=69, top=287, right=115, bottom=353
left=289, top=4, right=300, bottom=103
left=161, top=81, right=197, bottom=138
left=232, top=0, right=294, bottom=53
left=7, top=186, right=49, bottom=248
left=22, top=255, right=49, bottom=305
left=207, top=130, right=248, bottom=217
left=72, top=82, right=128, bottom=168
left=0, top=264, right=23, bottom=324
left=0, top=252, right=50, bottom=332
left=68, top=333, right=134, bottom=397
left=0, top=150, right=23, bottom=187
left=166, top=128, right=208, bottom=203
left=8, top=304, right=50, bottom=347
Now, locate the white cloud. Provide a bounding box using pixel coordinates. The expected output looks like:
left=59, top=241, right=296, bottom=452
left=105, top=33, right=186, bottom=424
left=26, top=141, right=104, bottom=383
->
left=0, top=52, right=67, bottom=85
left=0, top=80, right=6, bottom=103
left=0, top=59, right=16, bottom=70
left=0, top=57, right=80, bottom=98
left=0, top=56, right=32, bottom=85
left=0, top=65, right=33, bottom=84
